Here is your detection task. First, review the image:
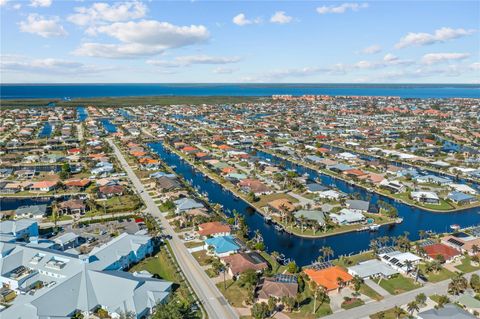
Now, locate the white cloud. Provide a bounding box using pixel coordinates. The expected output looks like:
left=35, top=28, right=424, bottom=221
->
left=68, top=1, right=147, bottom=29
left=470, top=62, right=480, bottom=70
left=395, top=27, right=476, bottom=49
left=30, top=0, right=52, bottom=7
left=317, top=3, right=368, bottom=14
left=270, top=11, right=292, bottom=24
left=0, top=0, right=8, bottom=7
left=421, top=52, right=470, bottom=65
left=147, top=55, right=241, bottom=67
left=213, top=67, right=236, bottom=74
left=19, top=14, right=67, bottom=38
left=360, top=44, right=381, bottom=54
left=233, top=13, right=261, bottom=26
left=73, top=20, right=209, bottom=58
left=1, top=55, right=112, bottom=75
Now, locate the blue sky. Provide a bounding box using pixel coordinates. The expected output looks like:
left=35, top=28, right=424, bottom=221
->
left=1, top=0, right=479, bottom=83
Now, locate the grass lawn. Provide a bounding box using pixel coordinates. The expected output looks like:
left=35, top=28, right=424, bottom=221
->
left=286, top=282, right=332, bottom=318
left=370, top=307, right=408, bottom=319
left=333, top=251, right=376, bottom=267
left=418, top=264, right=456, bottom=282
left=376, top=274, right=420, bottom=295
left=192, top=250, right=212, bottom=266
left=259, top=251, right=287, bottom=274
left=184, top=241, right=204, bottom=249
left=359, top=283, right=383, bottom=301
left=216, top=279, right=250, bottom=307
left=455, top=256, right=480, bottom=273
left=129, top=248, right=178, bottom=282
left=341, top=298, right=365, bottom=310
left=392, top=193, right=455, bottom=211
left=256, top=192, right=299, bottom=208
left=96, top=194, right=141, bottom=213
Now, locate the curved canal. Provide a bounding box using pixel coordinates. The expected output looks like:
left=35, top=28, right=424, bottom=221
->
left=149, top=142, right=480, bottom=266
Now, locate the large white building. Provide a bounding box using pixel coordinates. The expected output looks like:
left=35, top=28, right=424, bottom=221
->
left=0, top=233, right=172, bottom=319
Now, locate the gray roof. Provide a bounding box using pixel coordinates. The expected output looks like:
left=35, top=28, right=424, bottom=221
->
left=417, top=304, right=477, bottom=319
left=294, top=210, right=326, bottom=224
left=53, top=232, right=79, bottom=246
left=348, top=259, right=398, bottom=278
left=15, top=205, right=47, bottom=217
left=174, top=197, right=204, bottom=212
left=346, top=200, right=370, bottom=211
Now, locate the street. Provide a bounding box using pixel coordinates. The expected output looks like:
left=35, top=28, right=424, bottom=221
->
left=107, top=138, right=239, bottom=319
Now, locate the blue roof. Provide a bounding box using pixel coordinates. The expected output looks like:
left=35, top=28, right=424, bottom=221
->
left=448, top=191, right=475, bottom=202
left=205, top=235, right=240, bottom=254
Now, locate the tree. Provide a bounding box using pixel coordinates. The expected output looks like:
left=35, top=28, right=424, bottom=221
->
left=470, top=273, right=480, bottom=293
left=415, top=293, right=427, bottom=306
left=448, top=272, right=468, bottom=295
left=251, top=302, right=269, bottom=319
left=393, top=305, right=403, bottom=319
left=282, top=296, right=296, bottom=313
left=238, top=269, right=258, bottom=288
left=352, top=275, right=363, bottom=295
left=435, top=295, right=450, bottom=309
left=287, top=261, right=298, bottom=274
left=406, top=301, right=419, bottom=316
left=320, top=246, right=334, bottom=261
left=309, top=280, right=318, bottom=315
left=153, top=302, right=184, bottom=319
left=267, top=296, right=277, bottom=315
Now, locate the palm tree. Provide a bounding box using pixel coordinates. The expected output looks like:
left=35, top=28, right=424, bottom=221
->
left=309, top=280, right=318, bottom=315
left=299, top=215, right=306, bottom=233
left=336, top=277, right=345, bottom=292
left=406, top=301, right=419, bottom=316
left=448, top=272, right=468, bottom=295
left=352, top=275, right=363, bottom=295
left=418, top=230, right=426, bottom=240
left=436, top=295, right=450, bottom=309
left=393, top=305, right=403, bottom=319
left=320, top=246, right=334, bottom=261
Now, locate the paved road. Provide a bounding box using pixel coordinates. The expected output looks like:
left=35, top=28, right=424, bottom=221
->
left=77, top=123, right=84, bottom=141
left=108, top=138, right=239, bottom=319
left=325, top=270, right=480, bottom=319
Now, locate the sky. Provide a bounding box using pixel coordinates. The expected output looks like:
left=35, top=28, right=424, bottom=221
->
left=0, top=0, right=479, bottom=83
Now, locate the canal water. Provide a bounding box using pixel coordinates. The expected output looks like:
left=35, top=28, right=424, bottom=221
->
left=149, top=142, right=480, bottom=266
left=38, top=122, right=53, bottom=138
left=0, top=197, right=53, bottom=211
left=100, top=119, right=118, bottom=134
left=77, top=106, right=88, bottom=121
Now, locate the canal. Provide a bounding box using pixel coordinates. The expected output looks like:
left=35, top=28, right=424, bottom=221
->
left=77, top=106, right=88, bottom=121
left=100, top=119, right=118, bottom=134
left=149, top=142, right=480, bottom=266
left=38, top=122, right=53, bottom=138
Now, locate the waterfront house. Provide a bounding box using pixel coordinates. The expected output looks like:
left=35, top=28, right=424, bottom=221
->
left=447, top=191, right=477, bottom=205
left=306, top=183, right=328, bottom=193
left=197, top=221, right=231, bottom=238
left=318, top=189, right=346, bottom=200
left=293, top=210, right=326, bottom=226
left=238, top=179, right=272, bottom=195
left=423, top=243, right=461, bottom=263
left=410, top=191, right=440, bottom=204
left=30, top=181, right=58, bottom=192
left=328, top=163, right=353, bottom=173
left=304, top=266, right=353, bottom=293
left=155, top=176, right=181, bottom=192
left=414, top=174, right=452, bottom=185
left=204, top=235, right=240, bottom=257
left=330, top=208, right=365, bottom=225
left=98, top=185, right=124, bottom=198
left=378, top=250, right=421, bottom=273
left=58, top=199, right=87, bottom=216
left=347, top=259, right=398, bottom=279
left=222, top=252, right=268, bottom=277
left=256, top=274, right=298, bottom=302
left=449, top=183, right=477, bottom=195
left=14, top=205, right=47, bottom=219
left=441, top=234, right=480, bottom=256
left=346, top=200, right=370, bottom=213
left=63, top=178, right=91, bottom=191
left=379, top=179, right=406, bottom=193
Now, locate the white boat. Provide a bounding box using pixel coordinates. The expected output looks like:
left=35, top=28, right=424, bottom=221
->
left=369, top=224, right=380, bottom=231
left=450, top=224, right=461, bottom=231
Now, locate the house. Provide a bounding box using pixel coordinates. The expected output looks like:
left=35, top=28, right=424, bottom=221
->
left=416, top=304, right=477, bottom=319
left=63, top=178, right=91, bottom=190
left=457, top=294, right=480, bottom=315
left=238, top=179, right=272, bottom=195
left=304, top=266, right=353, bottom=293
left=379, top=250, right=421, bottom=273
left=447, top=191, right=477, bottom=205
left=53, top=232, right=80, bottom=251
left=414, top=174, right=452, bottom=185
left=449, top=184, right=477, bottom=195
left=423, top=243, right=461, bottom=263
left=330, top=208, right=365, bottom=225
left=294, top=210, right=326, bottom=226
left=174, top=198, right=204, bottom=214
left=379, top=179, right=406, bottom=193
left=14, top=205, right=47, bottom=219
left=348, top=259, right=398, bottom=279
left=30, top=181, right=58, bottom=192
left=155, top=176, right=181, bottom=192
left=256, top=274, right=298, bottom=302
left=0, top=234, right=172, bottom=319
left=328, top=163, right=353, bottom=173
left=204, top=235, right=240, bottom=257
left=441, top=235, right=480, bottom=255
left=306, top=183, right=328, bottom=193
left=0, top=219, right=39, bottom=242
left=318, top=189, right=345, bottom=200
left=58, top=199, right=87, bottom=216
left=346, top=200, right=370, bottom=213
left=344, top=169, right=367, bottom=178
left=98, top=185, right=124, bottom=198
left=411, top=191, right=440, bottom=204
left=197, top=221, right=231, bottom=238
left=267, top=198, right=296, bottom=214
left=222, top=252, right=268, bottom=277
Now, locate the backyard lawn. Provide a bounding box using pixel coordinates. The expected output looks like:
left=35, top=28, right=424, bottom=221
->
left=359, top=283, right=383, bottom=301
left=256, top=192, right=299, bottom=208
left=216, top=279, right=251, bottom=307
left=129, top=247, right=178, bottom=282
left=192, top=250, right=212, bottom=266
left=376, top=274, right=420, bottom=295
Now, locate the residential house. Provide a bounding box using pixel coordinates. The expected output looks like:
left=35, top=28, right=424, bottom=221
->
left=304, top=266, right=353, bottom=293
left=411, top=191, right=440, bottom=205
left=222, top=252, right=268, bottom=277
left=330, top=208, right=365, bottom=225
left=204, top=235, right=240, bottom=257
left=347, top=259, right=398, bottom=279
left=423, top=243, right=461, bottom=263
left=379, top=250, right=421, bottom=273
left=30, top=181, right=58, bottom=192
left=174, top=198, right=204, bottom=214
left=197, top=221, right=231, bottom=238
left=14, top=205, right=47, bottom=219
left=447, top=191, right=477, bottom=205
left=256, top=274, right=298, bottom=302
left=416, top=304, right=477, bottom=319
left=58, top=199, right=87, bottom=216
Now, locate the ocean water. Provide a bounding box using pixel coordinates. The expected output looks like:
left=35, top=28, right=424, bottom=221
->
left=1, top=83, right=479, bottom=99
